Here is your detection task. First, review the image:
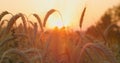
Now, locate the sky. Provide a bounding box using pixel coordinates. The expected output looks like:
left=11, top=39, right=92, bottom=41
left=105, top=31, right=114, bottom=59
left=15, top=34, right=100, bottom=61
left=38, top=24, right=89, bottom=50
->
left=0, top=0, right=120, bottom=30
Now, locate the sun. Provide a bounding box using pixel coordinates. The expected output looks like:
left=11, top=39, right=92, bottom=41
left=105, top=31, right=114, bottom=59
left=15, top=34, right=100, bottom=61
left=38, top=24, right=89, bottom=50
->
left=46, top=12, right=64, bottom=29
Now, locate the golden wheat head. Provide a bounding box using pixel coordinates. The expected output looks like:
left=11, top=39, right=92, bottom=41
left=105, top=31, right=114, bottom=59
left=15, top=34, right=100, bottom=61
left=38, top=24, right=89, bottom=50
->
left=43, top=9, right=64, bottom=28
left=79, top=7, right=86, bottom=29
left=0, top=11, right=9, bottom=21
left=6, top=13, right=27, bottom=33
left=33, top=14, right=43, bottom=31
left=43, top=9, right=56, bottom=27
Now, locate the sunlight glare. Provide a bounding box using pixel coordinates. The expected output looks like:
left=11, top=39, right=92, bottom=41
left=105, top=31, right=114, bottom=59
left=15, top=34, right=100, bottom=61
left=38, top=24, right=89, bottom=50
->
left=46, top=12, right=64, bottom=29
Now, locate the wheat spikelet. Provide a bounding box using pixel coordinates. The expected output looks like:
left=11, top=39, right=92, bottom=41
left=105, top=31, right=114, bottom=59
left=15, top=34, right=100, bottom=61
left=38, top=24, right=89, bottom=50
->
left=77, top=43, right=117, bottom=63
left=29, top=23, right=38, bottom=46
left=43, top=9, right=56, bottom=27
left=6, top=13, right=27, bottom=33
left=0, top=11, right=13, bottom=21
left=41, top=33, right=52, bottom=62
left=6, top=14, right=19, bottom=33
left=0, top=48, right=31, bottom=63
left=79, top=7, right=86, bottom=29
left=33, top=14, right=43, bottom=32
left=19, top=13, right=28, bottom=32
left=43, top=9, right=64, bottom=28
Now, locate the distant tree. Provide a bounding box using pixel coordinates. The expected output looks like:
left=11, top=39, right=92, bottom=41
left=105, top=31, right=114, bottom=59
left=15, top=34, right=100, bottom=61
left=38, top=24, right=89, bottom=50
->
left=86, top=4, right=120, bottom=63
left=86, top=4, right=120, bottom=41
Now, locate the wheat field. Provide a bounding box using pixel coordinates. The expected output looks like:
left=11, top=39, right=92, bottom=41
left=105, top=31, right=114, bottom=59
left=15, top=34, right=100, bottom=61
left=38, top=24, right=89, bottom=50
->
left=0, top=9, right=119, bottom=63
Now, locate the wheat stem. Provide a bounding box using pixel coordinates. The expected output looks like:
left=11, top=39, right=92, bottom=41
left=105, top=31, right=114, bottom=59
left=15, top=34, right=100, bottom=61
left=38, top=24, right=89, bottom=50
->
left=0, top=48, right=31, bottom=63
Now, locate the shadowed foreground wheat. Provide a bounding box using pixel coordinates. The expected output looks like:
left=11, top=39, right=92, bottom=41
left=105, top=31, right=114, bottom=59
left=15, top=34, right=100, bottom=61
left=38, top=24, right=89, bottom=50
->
left=0, top=9, right=118, bottom=63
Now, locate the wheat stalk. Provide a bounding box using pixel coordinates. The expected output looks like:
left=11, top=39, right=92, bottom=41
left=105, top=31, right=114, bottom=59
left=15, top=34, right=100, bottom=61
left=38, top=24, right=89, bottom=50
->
left=95, top=43, right=117, bottom=63
left=27, top=20, right=34, bottom=27
left=0, top=36, right=15, bottom=47
left=0, top=48, right=31, bottom=63
left=32, top=23, right=38, bottom=46
left=23, top=48, right=41, bottom=53
left=33, top=23, right=38, bottom=38
left=77, top=43, right=117, bottom=63
left=13, top=33, right=28, bottom=38
left=41, top=33, right=53, bottom=63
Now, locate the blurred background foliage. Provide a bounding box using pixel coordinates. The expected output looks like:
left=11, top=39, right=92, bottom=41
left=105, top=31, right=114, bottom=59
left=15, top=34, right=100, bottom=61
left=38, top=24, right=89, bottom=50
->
left=86, top=4, right=120, bottom=63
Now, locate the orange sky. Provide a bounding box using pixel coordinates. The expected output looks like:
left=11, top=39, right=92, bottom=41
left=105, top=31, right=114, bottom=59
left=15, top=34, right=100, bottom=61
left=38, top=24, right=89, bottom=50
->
left=0, top=0, right=120, bottom=30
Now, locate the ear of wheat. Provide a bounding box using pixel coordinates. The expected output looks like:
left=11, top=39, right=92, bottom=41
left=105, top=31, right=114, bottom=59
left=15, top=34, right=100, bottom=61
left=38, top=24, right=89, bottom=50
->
left=0, top=11, right=10, bottom=21
left=43, top=9, right=56, bottom=27
left=43, top=9, right=64, bottom=28
left=79, top=7, right=86, bottom=29
left=6, top=13, right=27, bottom=33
